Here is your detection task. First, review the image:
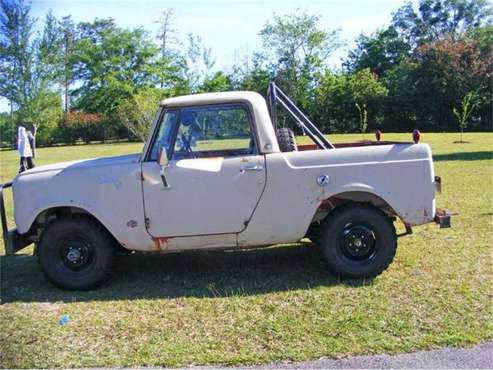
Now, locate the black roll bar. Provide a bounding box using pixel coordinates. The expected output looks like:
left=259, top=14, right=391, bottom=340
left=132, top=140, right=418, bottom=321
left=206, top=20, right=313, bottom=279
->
left=0, top=181, right=12, bottom=244
left=267, top=82, right=335, bottom=149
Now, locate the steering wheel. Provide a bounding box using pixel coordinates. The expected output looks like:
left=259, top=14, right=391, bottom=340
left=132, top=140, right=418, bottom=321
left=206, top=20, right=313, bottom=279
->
left=180, top=133, right=196, bottom=158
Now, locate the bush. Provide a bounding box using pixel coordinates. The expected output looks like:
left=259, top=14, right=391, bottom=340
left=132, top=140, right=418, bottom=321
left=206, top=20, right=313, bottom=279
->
left=62, top=111, right=109, bottom=143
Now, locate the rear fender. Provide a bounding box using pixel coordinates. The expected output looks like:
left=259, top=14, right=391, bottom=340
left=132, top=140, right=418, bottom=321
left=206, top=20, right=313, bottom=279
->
left=312, top=189, right=398, bottom=224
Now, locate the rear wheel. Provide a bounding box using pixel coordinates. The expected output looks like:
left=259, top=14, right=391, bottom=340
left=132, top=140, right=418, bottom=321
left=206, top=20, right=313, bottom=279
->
left=38, top=218, right=115, bottom=290
left=277, top=128, right=297, bottom=152
left=319, top=205, right=397, bottom=278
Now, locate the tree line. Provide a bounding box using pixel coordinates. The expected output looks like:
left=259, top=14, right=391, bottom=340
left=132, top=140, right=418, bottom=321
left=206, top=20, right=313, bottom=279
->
left=0, top=0, right=491, bottom=146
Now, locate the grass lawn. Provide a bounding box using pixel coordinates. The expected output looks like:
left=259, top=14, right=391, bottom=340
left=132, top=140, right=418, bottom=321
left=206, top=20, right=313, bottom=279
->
left=0, top=132, right=492, bottom=368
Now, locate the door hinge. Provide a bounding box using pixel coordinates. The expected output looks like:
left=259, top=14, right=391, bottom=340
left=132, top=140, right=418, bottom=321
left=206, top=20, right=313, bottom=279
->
left=144, top=217, right=150, bottom=229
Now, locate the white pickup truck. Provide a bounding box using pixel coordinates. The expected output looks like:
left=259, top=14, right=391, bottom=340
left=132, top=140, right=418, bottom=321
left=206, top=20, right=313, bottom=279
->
left=1, top=83, right=451, bottom=290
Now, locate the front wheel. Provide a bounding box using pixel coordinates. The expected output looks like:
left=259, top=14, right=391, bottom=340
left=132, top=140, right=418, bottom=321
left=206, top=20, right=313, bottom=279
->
left=38, top=218, right=115, bottom=290
left=319, top=205, right=397, bottom=278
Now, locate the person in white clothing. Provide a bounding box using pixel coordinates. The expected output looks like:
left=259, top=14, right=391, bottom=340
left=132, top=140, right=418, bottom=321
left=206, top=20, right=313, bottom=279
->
left=27, top=129, right=36, bottom=159
left=17, top=126, right=35, bottom=173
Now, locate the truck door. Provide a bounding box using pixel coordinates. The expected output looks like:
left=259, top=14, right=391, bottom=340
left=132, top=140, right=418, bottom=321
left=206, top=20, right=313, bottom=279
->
left=141, top=103, right=266, bottom=237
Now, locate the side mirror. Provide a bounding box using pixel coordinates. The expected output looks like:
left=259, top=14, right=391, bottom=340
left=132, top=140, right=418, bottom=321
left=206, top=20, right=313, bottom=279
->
left=158, top=146, right=169, bottom=167
left=158, top=147, right=170, bottom=189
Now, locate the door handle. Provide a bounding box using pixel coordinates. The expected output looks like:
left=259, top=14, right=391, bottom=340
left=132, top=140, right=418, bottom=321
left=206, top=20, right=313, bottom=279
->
left=241, top=164, right=264, bottom=172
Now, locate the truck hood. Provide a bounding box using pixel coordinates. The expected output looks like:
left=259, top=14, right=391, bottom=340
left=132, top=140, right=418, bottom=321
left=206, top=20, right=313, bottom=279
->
left=12, top=152, right=144, bottom=236
left=16, top=153, right=141, bottom=177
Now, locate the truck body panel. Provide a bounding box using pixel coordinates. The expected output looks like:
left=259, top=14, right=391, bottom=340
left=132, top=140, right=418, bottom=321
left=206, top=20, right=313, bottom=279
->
left=6, top=90, right=442, bottom=255
left=239, top=144, right=435, bottom=247
left=141, top=154, right=266, bottom=237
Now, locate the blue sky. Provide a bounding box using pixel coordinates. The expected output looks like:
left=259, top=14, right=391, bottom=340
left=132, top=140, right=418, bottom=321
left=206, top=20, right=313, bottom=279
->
left=1, top=0, right=417, bottom=112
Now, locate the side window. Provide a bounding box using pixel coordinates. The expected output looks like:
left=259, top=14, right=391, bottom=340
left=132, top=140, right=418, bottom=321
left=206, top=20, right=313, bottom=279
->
left=173, top=104, right=256, bottom=159
left=149, top=110, right=178, bottom=161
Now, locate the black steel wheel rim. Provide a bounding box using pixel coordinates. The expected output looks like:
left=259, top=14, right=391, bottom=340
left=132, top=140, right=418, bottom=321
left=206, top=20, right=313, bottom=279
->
left=59, top=237, right=94, bottom=270
left=338, top=223, right=377, bottom=261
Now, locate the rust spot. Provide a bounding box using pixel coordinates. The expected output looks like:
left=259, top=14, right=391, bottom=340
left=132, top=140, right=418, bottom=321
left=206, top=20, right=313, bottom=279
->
left=151, top=236, right=174, bottom=250
left=151, top=238, right=160, bottom=250
left=319, top=197, right=345, bottom=210
left=240, top=157, right=250, bottom=162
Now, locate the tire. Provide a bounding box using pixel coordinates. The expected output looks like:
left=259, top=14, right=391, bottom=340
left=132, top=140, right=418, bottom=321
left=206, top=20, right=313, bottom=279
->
left=38, top=218, right=115, bottom=290
left=277, top=128, right=297, bottom=152
left=306, top=222, right=322, bottom=244
left=319, top=205, right=397, bottom=278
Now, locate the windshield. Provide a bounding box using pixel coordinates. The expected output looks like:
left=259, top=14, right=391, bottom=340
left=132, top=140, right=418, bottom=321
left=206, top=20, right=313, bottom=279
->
left=148, top=110, right=179, bottom=161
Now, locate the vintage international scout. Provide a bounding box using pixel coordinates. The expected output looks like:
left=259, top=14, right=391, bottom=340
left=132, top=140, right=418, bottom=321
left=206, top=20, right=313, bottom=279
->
left=1, top=83, right=451, bottom=289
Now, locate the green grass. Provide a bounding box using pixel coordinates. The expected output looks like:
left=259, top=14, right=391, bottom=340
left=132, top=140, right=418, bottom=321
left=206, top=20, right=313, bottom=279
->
left=0, top=133, right=492, bottom=368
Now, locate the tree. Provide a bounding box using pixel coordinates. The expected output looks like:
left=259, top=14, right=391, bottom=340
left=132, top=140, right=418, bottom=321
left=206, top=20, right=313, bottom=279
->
left=354, top=102, right=368, bottom=135
left=155, top=9, right=178, bottom=89
left=37, top=11, right=62, bottom=84
left=155, top=9, right=177, bottom=59
left=413, top=34, right=491, bottom=130
left=392, top=0, right=492, bottom=46
left=199, top=71, right=232, bottom=93
left=20, top=89, right=62, bottom=144
left=345, top=27, right=411, bottom=76
left=184, top=33, right=216, bottom=92
left=345, top=1, right=492, bottom=132
left=0, top=0, right=62, bottom=144
left=349, top=70, right=388, bottom=134
left=35, top=13, right=77, bottom=114
left=0, top=0, right=36, bottom=112
left=0, top=111, right=13, bottom=146
left=72, top=19, right=159, bottom=116
left=380, top=61, right=420, bottom=132
left=259, top=12, right=342, bottom=116
left=59, top=15, right=76, bottom=112
left=116, top=88, right=162, bottom=141
left=314, top=69, right=387, bottom=133
left=260, top=12, right=341, bottom=71
left=453, top=91, right=476, bottom=142
left=231, top=52, right=272, bottom=95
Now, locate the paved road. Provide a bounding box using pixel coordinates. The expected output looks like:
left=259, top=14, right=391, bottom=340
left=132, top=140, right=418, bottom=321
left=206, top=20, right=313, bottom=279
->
left=258, top=341, right=493, bottom=369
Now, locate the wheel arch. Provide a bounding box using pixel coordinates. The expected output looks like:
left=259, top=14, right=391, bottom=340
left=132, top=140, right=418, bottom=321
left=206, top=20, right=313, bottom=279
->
left=29, top=204, right=124, bottom=250
left=311, top=190, right=399, bottom=225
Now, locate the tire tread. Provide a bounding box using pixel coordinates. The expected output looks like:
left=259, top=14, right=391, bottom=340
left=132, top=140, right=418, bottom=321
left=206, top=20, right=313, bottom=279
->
left=38, top=216, right=115, bottom=290
left=319, top=203, right=397, bottom=278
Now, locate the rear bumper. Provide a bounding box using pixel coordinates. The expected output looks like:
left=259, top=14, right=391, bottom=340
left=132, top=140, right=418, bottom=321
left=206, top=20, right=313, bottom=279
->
left=1, top=181, right=30, bottom=255
left=433, top=176, right=452, bottom=228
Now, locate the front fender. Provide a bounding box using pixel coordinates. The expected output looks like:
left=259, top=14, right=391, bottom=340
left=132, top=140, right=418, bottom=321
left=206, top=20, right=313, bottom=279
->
left=12, top=162, right=155, bottom=251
